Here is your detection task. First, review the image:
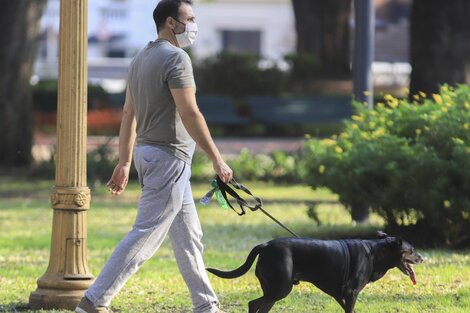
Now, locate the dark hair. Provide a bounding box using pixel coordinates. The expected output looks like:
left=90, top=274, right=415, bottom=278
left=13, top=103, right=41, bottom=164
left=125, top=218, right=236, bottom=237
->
left=153, top=0, right=193, bottom=33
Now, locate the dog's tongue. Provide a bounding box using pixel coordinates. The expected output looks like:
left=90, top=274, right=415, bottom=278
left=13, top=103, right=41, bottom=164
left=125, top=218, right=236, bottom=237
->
left=408, top=265, right=416, bottom=285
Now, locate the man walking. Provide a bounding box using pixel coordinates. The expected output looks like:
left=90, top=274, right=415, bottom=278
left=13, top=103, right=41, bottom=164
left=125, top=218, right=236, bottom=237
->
left=76, top=1, right=232, bottom=312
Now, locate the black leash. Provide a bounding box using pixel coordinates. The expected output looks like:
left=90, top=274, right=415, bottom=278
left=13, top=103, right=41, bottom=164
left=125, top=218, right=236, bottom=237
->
left=214, top=177, right=300, bottom=238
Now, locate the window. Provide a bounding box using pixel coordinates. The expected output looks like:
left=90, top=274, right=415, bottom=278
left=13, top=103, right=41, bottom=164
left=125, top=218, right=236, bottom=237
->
left=101, top=8, right=127, bottom=20
left=221, top=30, right=261, bottom=56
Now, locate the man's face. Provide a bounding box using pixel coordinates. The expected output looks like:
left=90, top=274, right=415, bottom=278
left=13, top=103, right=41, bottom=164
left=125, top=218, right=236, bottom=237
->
left=174, top=3, right=196, bottom=34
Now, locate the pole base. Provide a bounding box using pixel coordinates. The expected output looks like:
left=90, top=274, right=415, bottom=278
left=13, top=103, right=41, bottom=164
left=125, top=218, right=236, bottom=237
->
left=29, top=275, right=94, bottom=310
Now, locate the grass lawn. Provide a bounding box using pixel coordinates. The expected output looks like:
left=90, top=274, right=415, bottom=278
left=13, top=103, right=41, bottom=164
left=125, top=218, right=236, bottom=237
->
left=0, top=176, right=469, bottom=312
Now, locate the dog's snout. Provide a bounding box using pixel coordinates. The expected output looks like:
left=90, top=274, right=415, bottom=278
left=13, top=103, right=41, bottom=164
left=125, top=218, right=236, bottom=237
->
left=414, top=253, right=424, bottom=264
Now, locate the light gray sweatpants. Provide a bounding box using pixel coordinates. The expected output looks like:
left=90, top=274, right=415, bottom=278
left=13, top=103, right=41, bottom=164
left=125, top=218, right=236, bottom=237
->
left=85, top=145, right=219, bottom=313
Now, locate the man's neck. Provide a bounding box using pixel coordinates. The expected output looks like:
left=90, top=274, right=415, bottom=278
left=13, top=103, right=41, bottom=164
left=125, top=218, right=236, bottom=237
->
left=157, top=30, right=179, bottom=47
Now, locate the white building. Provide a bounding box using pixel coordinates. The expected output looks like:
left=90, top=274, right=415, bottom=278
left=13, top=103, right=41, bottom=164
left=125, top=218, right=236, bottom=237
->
left=36, top=0, right=411, bottom=88
left=38, top=0, right=296, bottom=62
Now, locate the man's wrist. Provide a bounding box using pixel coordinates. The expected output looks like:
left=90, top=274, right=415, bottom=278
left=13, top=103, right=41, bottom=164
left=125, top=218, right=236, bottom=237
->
left=118, top=160, right=132, bottom=167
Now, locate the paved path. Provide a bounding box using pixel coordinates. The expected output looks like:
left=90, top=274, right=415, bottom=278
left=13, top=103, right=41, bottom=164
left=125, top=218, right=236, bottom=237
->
left=33, top=133, right=306, bottom=161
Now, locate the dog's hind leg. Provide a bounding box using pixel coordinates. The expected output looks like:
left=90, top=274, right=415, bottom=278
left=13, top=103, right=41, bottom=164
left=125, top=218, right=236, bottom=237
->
left=248, top=297, right=269, bottom=313
left=258, top=301, right=275, bottom=313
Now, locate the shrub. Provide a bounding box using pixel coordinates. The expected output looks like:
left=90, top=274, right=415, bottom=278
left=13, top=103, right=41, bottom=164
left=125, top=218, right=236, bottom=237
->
left=300, top=85, right=470, bottom=247
left=284, top=53, right=321, bottom=90
left=193, top=52, right=287, bottom=97
left=32, top=80, right=109, bottom=112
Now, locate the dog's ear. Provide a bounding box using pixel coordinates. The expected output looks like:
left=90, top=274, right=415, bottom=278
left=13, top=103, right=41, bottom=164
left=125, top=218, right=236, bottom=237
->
left=395, top=237, right=403, bottom=247
left=377, top=231, right=389, bottom=239
left=386, top=236, right=403, bottom=248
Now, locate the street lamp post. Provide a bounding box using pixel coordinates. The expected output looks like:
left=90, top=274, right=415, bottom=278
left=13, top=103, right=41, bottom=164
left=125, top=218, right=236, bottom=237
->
left=353, top=0, right=375, bottom=109
left=29, top=0, right=93, bottom=310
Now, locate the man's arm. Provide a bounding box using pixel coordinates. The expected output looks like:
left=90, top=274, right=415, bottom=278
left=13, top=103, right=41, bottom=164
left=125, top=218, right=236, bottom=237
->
left=171, top=87, right=233, bottom=182
left=107, top=86, right=137, bottom=195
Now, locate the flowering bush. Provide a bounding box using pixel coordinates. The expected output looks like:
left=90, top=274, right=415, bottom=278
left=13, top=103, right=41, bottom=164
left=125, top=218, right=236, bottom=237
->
left=300, top=85, right=470, bottom=247
left=191, top=148, right=300, bottom=183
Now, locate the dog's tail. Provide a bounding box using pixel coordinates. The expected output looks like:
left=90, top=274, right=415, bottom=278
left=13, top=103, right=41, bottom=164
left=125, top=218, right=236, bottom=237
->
left=206, top=242, right=267, bottom=279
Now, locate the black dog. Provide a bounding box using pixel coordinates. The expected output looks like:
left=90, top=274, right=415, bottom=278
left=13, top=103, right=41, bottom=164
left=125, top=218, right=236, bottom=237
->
left=207, top=232, right=423, bottom=313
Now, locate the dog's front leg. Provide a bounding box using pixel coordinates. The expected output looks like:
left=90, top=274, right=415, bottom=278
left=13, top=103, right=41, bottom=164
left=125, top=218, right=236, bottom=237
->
left=343, top=290, right=358, bottom=313
left=334, top=296, right=346, bottom=310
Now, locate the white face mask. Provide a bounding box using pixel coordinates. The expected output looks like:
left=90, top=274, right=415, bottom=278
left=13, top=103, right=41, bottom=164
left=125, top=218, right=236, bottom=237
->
left=175, top=22, right=198, bottom=48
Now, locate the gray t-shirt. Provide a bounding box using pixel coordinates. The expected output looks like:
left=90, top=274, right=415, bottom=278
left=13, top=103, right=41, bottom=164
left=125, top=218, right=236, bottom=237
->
left=128, top=40, right=196, bottom=164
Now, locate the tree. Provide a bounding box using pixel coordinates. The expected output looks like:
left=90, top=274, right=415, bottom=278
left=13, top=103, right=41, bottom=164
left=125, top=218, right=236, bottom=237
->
left=410, top=0, right=470, bottom=96
left=0, top=0, right=46, bottom=166
left=292, top=0, right=352, bottom=79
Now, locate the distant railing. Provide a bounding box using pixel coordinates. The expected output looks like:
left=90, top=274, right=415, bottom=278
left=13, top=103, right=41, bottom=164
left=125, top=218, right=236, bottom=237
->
left=34, top=58, right=411, bottom=87
left=34, top=57, right=132, bottom=80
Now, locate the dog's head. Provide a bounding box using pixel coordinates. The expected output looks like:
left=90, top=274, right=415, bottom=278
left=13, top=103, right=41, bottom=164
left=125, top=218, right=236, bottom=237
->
left=377, top=231, right=424, bottom=285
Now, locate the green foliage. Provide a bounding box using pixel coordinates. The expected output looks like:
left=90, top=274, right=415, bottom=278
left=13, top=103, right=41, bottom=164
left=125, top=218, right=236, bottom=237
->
left=194, top=52, right=287, bottom=97
left=300, top=85, right=470, bottom=247
left=284, top=53, right=321, bottom=87
left=191, top=148, right=300, bottom=183
left=228, top=148, right=300, bottom=182
left=32, top=80, right=109, bottom=112
left=31, top=145, right=301, bottom=186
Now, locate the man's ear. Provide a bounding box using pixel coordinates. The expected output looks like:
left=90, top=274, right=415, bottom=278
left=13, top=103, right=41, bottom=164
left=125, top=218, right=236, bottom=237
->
left=166, top=16, right=176, bottom=30
left=377, top=231, right=389, bottom=239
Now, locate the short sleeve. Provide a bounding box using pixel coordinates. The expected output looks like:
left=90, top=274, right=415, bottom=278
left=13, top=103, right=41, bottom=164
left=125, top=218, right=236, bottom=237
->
left=166, top=51, right=196, bottom=89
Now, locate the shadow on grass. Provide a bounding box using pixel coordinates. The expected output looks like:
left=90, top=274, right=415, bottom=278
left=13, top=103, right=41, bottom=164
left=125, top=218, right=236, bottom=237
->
left=0, top=303, right=30, bottom=312
left=202, top=222, right=382, bottom=242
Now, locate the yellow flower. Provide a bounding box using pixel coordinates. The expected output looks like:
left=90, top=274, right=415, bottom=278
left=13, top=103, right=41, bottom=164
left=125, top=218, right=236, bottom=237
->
left=322, top=139, right=336, bottom=146
left=364, top=91, right=371, bottom=97
left=419, top=91, right=426, bottom=98
left=361, top=133, right=370, bottom=140
left=388, top=99, right=399, bottom=109
left=443, top=200, right=451, bottom=209
left=464, top=102, right=470, bottom=110
left=373, top=128, right=385, bottom=137
left=318, top=165, right=326, bottom=174
left=335, top=146, right=343, bottom=154
left=304, top=133, right=312, bottom=139
left=413, top=94, right=420, bottom=101
left=432, top=94, right=443, bottom=105
left=352, top=115, right=363, bottom=122
left=462, top=211, right=469, bottom=220
left=415, top=129, right=422, bottom=136
left=403, top=87, right=410, bottom=95
left=384, top=94, right=394, bottom=101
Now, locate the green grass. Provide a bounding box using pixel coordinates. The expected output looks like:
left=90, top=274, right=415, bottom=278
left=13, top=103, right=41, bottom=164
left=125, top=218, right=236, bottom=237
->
left=1, top=177, right=469, bottom=312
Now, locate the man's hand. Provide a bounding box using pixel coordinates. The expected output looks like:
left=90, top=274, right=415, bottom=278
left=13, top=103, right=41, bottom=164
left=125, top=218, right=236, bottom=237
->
left=213, top=159, right=233, bottom=183
left=107, top=163, right=131, bottom=195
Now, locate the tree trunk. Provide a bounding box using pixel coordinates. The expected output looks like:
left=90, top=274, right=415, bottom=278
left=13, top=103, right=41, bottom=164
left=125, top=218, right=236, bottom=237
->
left=410, top=0, right=470, bottom=97
left=292, top=0, right=352, bottom=79
left=0, top=0, right=46, bottom=166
